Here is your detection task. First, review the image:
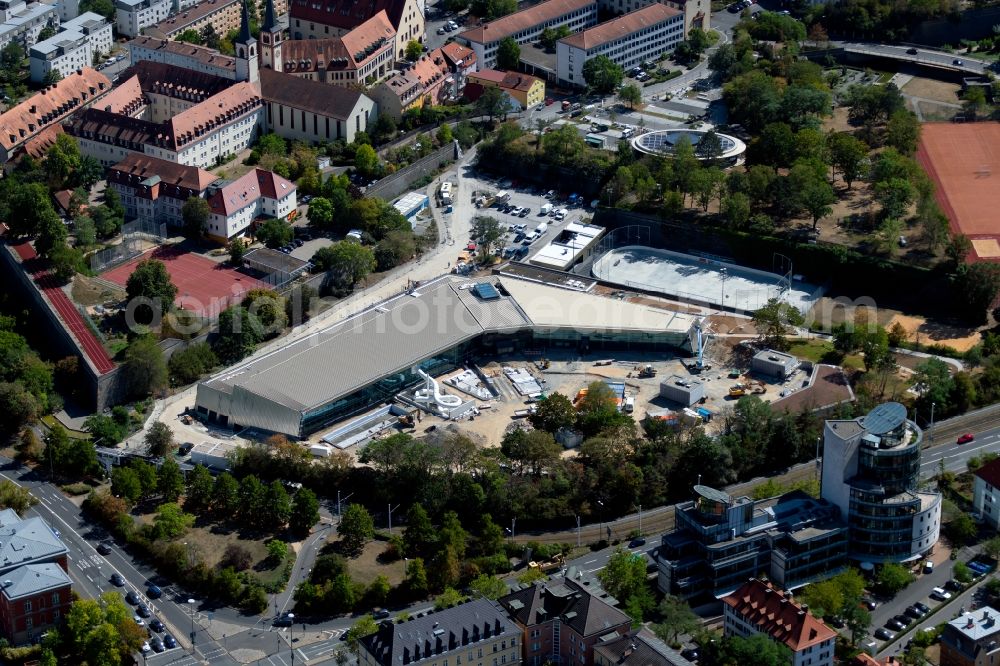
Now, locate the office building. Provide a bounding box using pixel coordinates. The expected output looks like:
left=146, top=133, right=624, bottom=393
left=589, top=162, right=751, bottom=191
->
left=358, top=598, right=520, bottom=666
left=115, top=0, right=171, bottom=38
left=556, top=3, right=683, bottom=87
left=598, top=0, right=709, bottom=36
left=973, top=458, right=1000, bottom=529
left=821, top=401, right=941, bottom=563
left=108, top=153, right=219, bottom=229
left=657, top=486, right=848, bottom=600
left=458, top=0, right=598, bottom=69
left=128, top=35, right=237, bottom=79
left=0, top=0, right=59, bottom=52
left=29, top=12, right=112, bottom=82
left=940, top=608, right=1000, bottom=666
left=723, top=578, right=836, bottom=666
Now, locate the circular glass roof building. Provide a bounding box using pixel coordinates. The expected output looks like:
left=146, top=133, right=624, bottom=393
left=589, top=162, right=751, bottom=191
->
left=631, top=129, right=747, bottom=166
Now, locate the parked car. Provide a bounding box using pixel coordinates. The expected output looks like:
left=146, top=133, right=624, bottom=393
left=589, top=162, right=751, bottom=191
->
left=111, top=574, right=126, bottom=587
left=300, top=195, right=313, bottom=203
left=914, top=602, right=931, bottom=614
left=163, top=635, right=177, bottom=649
left=893, top=614, right=912, bottom=627
left=874, top=628, right=894, bottom=641
left=134, top=617, right=146, bottom=627
left=681, top=648, right=700, bottom=662
left=958, top=433, right=975, bottom=444
left=136, top=605, right=152, bottom=618
left=514, top=232, right=526, bottom=242
left=97, top=542, right=113, bottom=555
left=931, top=587, right=952, bottom=601
left=906, top=605, right=926, bottom=619
left=629, top=537, right=646, bottom=547
left=141, top=641, right=151, bottom=653
left=150, top=638, right=165, bottom=653
left=149, top=619, right=165, bottom=633
left=885, top=618, right=906, bottom=631
left=863, top=598, right=877, bottom=611
left=945, top=579, right=965, bottom=592
left=518, top=207, right=530, bottom=217
left=923, top=561, right=934, bottom=574
left=373, top=609, right=391, bottom=620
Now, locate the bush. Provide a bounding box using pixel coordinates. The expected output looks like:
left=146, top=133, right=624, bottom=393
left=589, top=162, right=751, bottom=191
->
left=61, top=482, right=91, bottom=496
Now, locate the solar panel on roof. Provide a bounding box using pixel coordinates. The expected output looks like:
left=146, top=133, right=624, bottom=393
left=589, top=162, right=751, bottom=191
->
left=473, top=283, right=499, bottom=300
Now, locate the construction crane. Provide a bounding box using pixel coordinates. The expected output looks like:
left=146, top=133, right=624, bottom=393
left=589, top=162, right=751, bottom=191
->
left=686, top=320, right=712, bottom=373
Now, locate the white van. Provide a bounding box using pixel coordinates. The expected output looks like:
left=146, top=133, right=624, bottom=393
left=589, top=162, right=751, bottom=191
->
left=624, top=397, right=635, bottom=413
left=346, top=229, right=363, bottom=242
left=535, top=222, right=548, bottom=235
left=540, top=203, right=553, bottom=215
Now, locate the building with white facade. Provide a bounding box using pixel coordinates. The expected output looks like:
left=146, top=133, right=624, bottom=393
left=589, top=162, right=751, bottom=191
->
left=457, top=0, right=598, bottom=69
left=821, top=401, right=941, bottom=563
left=0, top=0, right=59, bottom=52
left=279, top=10, right=395, bottom=86
left=115, top=0, right=171, bottom=38
left=55, top=0, right=79, bottom=21
left=723, top=578, right=836, bottom=666
left=108, top=153, right=219, bottom=229
left=258, top=67, right=375, bottom=144
left=556, top=3, right=683, bottom=87
left=29, top=12, right=111, bottom=82
left=287, top=0, right=423, bottom=61
left=205, top=168, right=296, bottom=242
left=973, top=458, right=1000, bottom=530
left=599, top=0, right=709, bottom=36
left=128, top=35, right=237, bottom=78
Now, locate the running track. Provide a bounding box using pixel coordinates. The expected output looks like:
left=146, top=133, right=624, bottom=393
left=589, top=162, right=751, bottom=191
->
left=11, top=241, right=116, bottom=374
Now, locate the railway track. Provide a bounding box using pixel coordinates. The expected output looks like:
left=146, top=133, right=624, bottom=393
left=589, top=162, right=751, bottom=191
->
left=515, top=405, right=1000, bottom=546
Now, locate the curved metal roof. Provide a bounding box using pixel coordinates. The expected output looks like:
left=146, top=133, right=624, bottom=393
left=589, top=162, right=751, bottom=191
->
left=864, top=401, right=907, bottom=435
left=694, top=484, right=730, bottom=504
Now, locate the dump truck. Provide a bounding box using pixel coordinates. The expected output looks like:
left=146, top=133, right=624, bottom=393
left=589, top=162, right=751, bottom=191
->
left=729, top=385, right=747, bottom=397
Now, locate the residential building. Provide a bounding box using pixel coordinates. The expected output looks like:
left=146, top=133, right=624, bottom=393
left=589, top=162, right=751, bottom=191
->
left=597, top=0, right=709, bottom=36
left=556, top=3, right=683, bottom=87
left=941, top=608, right=1000, bottom=666
left=0, top=563, right=73, bottom=645
left=821, top=401, right=942, bottom=563
left=0, top=0, right=59, bottom=52
left=0, top=509, right=72, bottom=645
left=55, top=0, right=79, bottom=22
left=973, top=458, right=1000, bottom=529
left=68, top=61, right=264, bottom=168
left=457, top=0, right=598, bottom=69
left=498, top=574, right=631, bottom=666
left=656, top=487, right=848, bottom=600
left=466, top=69, right=545, bottom=109
left=108, top=153, right=219, bottom=229
left=287, top=0, right=423, bottom=61
left=29, top=12, right=112, bottom=82
left=0, top=67, right=109, bottom=162
left=437, top=41, right=477, bottom=97
left=358, top=598, right=520, bottom=666
left=369, top=70, right=423, bottom=121
left=723, top=578, right=836, bottom=666
left=204, top=167, right=296, bottom=242
left=593, top=630, right=695, bottom=666
left=115, top=0, right=171, bottom=38
left=279, top=10, right=395, bottom=86
left=410, top=51, right=451, bottom=105
left=128, top=35, right=237, bottom=79
left=144, top=0, right=287, bottom=41
left=258, top=67, right=375, bottom=143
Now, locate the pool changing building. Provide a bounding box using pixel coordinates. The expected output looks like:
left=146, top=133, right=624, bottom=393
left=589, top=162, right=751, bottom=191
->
left=195, top=274, right=698, bottom=437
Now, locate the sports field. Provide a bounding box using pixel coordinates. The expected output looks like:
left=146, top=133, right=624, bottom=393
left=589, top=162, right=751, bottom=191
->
left=916, top=122, right=1000, bottom=261
left=103, top=246, right=265, bottom=318
left=592, top=246, right=818, bottom=314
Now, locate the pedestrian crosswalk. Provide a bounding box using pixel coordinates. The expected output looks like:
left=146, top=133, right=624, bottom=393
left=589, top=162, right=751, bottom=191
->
left=73, top=554, right=106, bottom=571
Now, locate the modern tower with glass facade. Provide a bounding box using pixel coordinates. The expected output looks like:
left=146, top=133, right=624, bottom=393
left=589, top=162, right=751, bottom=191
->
left=821, top=402, right=941, bottom=563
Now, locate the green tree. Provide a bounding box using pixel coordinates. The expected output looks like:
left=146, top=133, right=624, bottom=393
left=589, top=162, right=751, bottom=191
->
left=185, top=464, right=214, bottom=513
left=405, top=557, right=429, bottom=596
left=618, top=83, right=642, bottom=110
left=496, top=37, right=520, bottom=70
left=529, top=392, right=577, bottom=433
left=827, top=132, right=868, bottom=189
left=963, top=86, right=987, bottom=120
left=722, top=192, right=752, bottom=229
left=652, top=596, right=699, bottom=645
left=212, top=472, right=240, bottom=516
left=123, top=335, right=167, bottom=398
left=228, top=238, right=246, bottom=265
left=404, top=503, right=436, bottom=557
left=126, top=259, right=177, bottom=320
left=354, top=143, right=380, bottom=179
left=255, top=218, right=293, bottom=248
left=405, top=39, right=423, bottom=61
left=35, top=209, right=67, bottom=258
left=752, top=298, right=805, bottom=351
left=469, top=573, right=507, bottom=599
left=158, top=457, right=185, bottom=503
left=214, top=306, right=263, bottom=364
left=344, top=616, right=378, bottom=655
left=717, top=633, right=793, bottom=666
left=953, top=560, right=973, bottom=584
left=144, top=421, right=173, bottom=456
left=598, top=548, right=648, bottom=607
left=875, top=562, right=915, bottom=597
left=583, top=55, right=624, bottom=94
left=434, top=586, right=465, bottom=609
left=111, top=467, right=142, bottom=504
left=175, top=28, right=203, bottom=44
left=886, top=109, right=921, bottom=155
left=948, top=511, right=978, bottom=545
left=471, top=215, right=505, bottom=258
left=339, top=503, right=375, bottom=555
left=152, top=502, right=194, bottom=539
left=263, top=480, right=292, bottom=528
left=307, top=196, right=334, bottom=229
left=476, top=86, right=512, bottom=122
left=181, top=197, right=211, bottom=238
left=44, top=133, right=81, bottom=189
left=316, top=241, right=376, bottom=292
left=290, top=487, right=320, bottom=535
left=168, top=342, right=217, bottom=385
left=237, top=475, right=265, bottom=527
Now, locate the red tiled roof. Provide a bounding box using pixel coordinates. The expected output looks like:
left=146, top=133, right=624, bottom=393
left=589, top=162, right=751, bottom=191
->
left=18, top=124, right=64, bottom=160
left=0, top=68, right=110, bottom=152
left=975, top=457, right=1000, bottom=491
left=410, top=53, right=447, bottom=88
left=438, top=41, right=475, bottom=69
left=289, top=0, right=411, bottom=33
left=207, top=168, right=295, bottom=216
left=128, top=36, right=237, bottom=70
left=97, top=74, right=144, bottom=115
left=282, top=9, right=394, bottom=72
left=341, top=10, right=395, bottom=62
left=468, top=69, right=541, bottom=92
left=258, top=68, right=369, bottom=119
left=559, top=3, right=680, bottom=50
left=458, top=0, right=596, bottom=45
left=168, top=82, right=262, bottom=148
left=109, top=153, right=218, bottom=193
left=723, top=579, right=837, bottom=653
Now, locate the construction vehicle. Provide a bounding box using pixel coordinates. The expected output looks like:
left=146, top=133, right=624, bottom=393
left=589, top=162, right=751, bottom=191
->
left=536, top=358, right=551, bottom=370
left=638, top=365, right=657, bottom=378
left=397, top=413, right=415, bottom=427
left=729, top=385, right=747, bottom=397
left=686, top=321, right=712, bottom=373
left=594, top=359, right=614, bottom=366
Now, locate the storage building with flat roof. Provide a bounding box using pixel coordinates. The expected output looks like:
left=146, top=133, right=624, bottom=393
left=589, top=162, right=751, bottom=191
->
left=196, top=274, right=697, bottom=437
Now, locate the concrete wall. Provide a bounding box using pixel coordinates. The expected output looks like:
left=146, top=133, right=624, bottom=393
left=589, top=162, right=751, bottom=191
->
left=365, top=141, right=458, bottom=202
left=0, top=243, right=127, bottom=411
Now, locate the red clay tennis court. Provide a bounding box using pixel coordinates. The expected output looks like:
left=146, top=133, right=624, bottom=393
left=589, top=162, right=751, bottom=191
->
left=916, top=122, right=1000, bottom=261
left=102, top=246, right=266, bottom=318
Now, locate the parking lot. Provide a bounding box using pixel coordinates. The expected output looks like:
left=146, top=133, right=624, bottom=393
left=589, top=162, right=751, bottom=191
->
left=456, top=176, right=596, bottom=270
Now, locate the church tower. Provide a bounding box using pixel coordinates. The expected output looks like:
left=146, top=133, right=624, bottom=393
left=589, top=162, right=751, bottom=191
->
left=259, top=0, right=282, bottom=71
left=234, top=0, right=258, bottom=83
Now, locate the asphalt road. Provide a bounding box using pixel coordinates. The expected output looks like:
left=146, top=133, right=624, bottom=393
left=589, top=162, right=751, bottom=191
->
left=838, top=42, right=989, bottom=75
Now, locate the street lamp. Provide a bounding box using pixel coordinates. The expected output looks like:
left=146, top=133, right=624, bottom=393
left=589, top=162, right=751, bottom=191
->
left=720, top=267, right=728, bottom=310
left=187, top=598, right=196, bottom=647
left=288, top=613, right=296, bottom=666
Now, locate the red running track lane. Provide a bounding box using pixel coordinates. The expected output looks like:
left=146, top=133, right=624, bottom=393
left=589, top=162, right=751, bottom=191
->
left=11, top=241, right=116, bottom=375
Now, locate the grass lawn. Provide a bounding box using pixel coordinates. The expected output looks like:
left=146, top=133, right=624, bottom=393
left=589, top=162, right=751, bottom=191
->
left=40, top=415, right=89, bottom=439
left=345, top=539, right=406, bottom=587
left=787, top=338, right=864, bottom=370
